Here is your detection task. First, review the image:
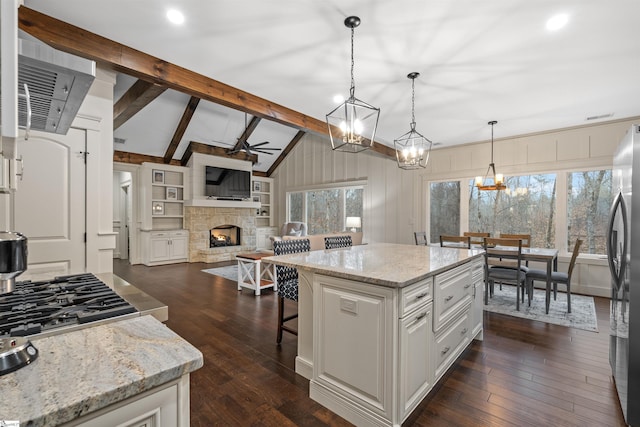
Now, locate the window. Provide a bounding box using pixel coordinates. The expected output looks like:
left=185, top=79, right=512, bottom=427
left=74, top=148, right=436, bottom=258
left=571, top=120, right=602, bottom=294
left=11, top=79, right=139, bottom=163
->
left=567, top=170, right=612, bottom=254
left=429, top=181, right=460, bottom=243
left=469, top=174, right=557, bottom=248
left=287, top=185, right=364, bottom=234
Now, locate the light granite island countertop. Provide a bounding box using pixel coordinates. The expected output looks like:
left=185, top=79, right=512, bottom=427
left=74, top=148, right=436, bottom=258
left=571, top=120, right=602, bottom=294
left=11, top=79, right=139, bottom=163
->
left=265, top=242, right=485, bottom=427
left=265, top=242, right=484, bottom=287
left=0, top=274, right=203, bottom=427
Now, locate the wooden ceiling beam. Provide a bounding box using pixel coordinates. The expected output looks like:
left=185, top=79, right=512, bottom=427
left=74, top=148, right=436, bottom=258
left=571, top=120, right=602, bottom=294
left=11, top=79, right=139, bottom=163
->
left=113, top=150, right=182, bottom=166
left=18, top=6, right=395, bottom=160
left=113, top=79, right=166, bottom=129
left=233, top=116, right=261, bottom=152
left=180, top=141, right=258, bottom=166
left=163, top=96, right=200, bottom=164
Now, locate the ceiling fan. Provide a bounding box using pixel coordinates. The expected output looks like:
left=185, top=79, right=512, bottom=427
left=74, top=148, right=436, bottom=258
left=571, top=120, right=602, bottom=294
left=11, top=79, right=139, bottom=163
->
left=226, top=113, right=282, bottom=156
left=228, top=140, right=282, bottom=156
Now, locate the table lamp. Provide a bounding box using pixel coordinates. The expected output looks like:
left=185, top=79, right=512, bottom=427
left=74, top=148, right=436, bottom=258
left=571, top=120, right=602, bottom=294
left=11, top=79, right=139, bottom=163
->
left=346, top=217, right=361, bottom=232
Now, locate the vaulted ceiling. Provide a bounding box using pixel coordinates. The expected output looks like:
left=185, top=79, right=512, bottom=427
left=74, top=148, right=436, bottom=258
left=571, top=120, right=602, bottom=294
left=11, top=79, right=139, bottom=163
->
left=20, top=1, right=640, bottom=176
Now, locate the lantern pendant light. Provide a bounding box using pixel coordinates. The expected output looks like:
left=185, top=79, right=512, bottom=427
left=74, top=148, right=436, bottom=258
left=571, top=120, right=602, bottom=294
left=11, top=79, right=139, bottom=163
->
left=326, top=16, right=380, bottom=153
left=475, top=120, right=506, bottom=191
left=394, top=72, right=432, bottom=169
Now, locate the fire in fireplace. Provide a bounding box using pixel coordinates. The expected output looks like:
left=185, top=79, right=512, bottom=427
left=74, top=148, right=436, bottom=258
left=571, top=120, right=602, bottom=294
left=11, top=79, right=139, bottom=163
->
left=210, top=225, right=241, bottom=248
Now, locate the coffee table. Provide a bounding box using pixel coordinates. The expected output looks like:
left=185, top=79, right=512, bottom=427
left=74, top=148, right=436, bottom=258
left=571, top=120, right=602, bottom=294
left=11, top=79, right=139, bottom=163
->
left=236, top=251, right=277, bottom=295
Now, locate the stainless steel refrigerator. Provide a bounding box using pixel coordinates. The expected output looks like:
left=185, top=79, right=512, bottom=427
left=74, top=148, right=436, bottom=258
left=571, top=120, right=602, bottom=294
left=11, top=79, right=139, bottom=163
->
left=608, top=124, right=640, bottom=426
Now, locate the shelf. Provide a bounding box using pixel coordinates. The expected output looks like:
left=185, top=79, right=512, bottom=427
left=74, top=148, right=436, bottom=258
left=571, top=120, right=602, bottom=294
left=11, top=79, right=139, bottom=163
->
left=152, top=199, right=184, bottom=203
left=153, top=215, right=184, bottom=218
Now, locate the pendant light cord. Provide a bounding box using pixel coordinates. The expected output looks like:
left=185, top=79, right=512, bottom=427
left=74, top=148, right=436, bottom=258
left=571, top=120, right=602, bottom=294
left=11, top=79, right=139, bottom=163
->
left=349, top=25, right=355, bottom=99
left=410, top=77, right=416, bottom=129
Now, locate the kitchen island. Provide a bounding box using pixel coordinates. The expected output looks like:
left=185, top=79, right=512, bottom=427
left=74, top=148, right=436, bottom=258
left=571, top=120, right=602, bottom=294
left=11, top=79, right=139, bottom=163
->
left=266, top=243, right=484, bottom=427
left=0, top=274, right=203, bottom=426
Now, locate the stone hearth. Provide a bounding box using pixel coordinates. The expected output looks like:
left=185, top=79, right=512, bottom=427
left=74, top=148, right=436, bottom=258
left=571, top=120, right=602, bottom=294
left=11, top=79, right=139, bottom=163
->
left=185, top=206, right=256, bottom=263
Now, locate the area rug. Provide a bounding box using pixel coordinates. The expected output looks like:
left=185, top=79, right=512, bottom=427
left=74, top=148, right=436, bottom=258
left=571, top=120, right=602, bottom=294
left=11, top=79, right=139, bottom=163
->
left=484, top=284, right=598, bottom=332
left=202, top=265, right=239, bottom=282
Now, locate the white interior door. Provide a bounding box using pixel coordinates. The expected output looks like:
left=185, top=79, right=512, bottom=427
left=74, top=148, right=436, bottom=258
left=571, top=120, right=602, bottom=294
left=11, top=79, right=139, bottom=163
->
left=13, top=128, right=86, bottom=277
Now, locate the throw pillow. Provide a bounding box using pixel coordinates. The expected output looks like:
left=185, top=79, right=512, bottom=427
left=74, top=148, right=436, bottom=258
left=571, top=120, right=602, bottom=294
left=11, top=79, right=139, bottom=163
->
left=289, top=229, right=302, bottom=237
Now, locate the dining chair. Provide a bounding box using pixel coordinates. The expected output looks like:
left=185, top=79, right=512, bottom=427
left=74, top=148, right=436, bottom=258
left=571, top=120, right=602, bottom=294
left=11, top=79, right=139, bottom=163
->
left=525, top=239, right=582, bottom=313
left=499, top=233, right=531, bottom=247
left=414, top=231, right=428, bottom=246
left=272, top=238, right=311, bottom=344
left=483, top=237, right=527, bottom=310
left=439, top=235, right=471, bottom=249
left=324, top=235, right=352, bottom=249
left=463, top=231, right=490, bottom=246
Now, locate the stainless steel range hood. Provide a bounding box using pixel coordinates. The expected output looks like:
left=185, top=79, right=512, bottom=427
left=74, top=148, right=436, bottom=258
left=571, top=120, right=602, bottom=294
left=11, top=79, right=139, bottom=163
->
left=17, top=37, right=95, bottom=135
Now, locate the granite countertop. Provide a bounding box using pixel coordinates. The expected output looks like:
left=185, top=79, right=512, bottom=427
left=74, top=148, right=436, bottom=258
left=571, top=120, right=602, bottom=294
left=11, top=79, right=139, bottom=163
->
left=265, top=242, right=484, bottom=287
left=0, top=315, right=203, bottom=426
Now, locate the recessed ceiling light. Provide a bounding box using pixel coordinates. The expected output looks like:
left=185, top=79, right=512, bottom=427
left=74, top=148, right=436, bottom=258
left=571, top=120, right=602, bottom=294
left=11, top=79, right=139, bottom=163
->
left=166, top=9, right=185, bottom=25
left=546, top=13, right=569, bottom=31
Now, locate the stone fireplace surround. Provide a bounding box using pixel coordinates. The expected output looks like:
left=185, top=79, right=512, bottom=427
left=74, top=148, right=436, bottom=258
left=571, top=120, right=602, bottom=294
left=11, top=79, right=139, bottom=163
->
left=185, top=206, right=256, bottom=263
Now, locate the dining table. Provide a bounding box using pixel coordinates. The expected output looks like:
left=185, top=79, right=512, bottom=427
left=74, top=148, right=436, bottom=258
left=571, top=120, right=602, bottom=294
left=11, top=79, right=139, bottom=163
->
left=433, top=242, right=560, bottom=312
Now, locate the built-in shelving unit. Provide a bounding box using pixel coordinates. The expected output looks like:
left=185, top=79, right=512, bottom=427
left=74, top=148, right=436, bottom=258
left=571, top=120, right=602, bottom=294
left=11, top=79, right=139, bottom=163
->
left=252, top=176, right=273, bottom=227
left=141, top=162, right=190, bottom=265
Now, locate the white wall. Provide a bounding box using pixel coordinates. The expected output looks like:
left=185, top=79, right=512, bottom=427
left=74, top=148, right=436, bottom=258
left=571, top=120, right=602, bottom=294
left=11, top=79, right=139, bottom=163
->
left=271, top=117, right=640, bottom=297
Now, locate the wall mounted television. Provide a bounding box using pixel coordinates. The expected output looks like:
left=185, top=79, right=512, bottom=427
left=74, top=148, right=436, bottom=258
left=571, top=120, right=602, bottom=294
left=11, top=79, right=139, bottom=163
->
left=205, top=166, right=251, bottom=199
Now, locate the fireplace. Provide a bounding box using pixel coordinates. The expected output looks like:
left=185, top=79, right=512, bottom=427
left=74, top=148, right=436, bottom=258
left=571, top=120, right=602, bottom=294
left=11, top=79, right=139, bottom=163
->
left=210, top=224, right=241, bottom=248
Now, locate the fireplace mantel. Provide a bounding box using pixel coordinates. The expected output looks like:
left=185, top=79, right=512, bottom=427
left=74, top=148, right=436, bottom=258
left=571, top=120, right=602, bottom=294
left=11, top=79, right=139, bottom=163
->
left=185, top=199, right=260, bottom=209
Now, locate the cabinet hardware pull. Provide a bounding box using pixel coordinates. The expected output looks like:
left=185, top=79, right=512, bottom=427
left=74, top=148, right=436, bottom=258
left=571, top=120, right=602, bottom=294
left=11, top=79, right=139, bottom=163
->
left=464, top=284, right=471, bottom=289
left=445, top=295, right=453, bottom=302
left=441, top=346, right=450, bottom=355
left=415, top=312, right=427, bottom=321
left=416, top=292, right=428, bottom=299
left=461, top=328, right=468, bottom=335
left=15, top=156, right=24, bottom=181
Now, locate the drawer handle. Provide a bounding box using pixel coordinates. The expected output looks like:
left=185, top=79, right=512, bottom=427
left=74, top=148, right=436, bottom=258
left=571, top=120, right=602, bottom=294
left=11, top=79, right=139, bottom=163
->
left=445, top=295, right=454, bottom=302
left=441, top=346, right=450, bottom=355
left=415, top=312, right=427, bottom=321
left=464, top=284, right=471, bottom=289
left=461, top=328, right=468, bottom=335
left=415, top=292, right=429, bottom=299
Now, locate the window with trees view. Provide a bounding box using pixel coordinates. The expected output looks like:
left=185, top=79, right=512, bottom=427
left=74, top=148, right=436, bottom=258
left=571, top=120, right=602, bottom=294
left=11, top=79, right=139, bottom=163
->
left=469, top=174, right=557, bottom=248
left=428, top=170, right=613, bottom=255
left=429, top=182, right=460, bottom=243
left=287, top=186, right=364, bottom=235
left=567, top=170, right=612, bottom=254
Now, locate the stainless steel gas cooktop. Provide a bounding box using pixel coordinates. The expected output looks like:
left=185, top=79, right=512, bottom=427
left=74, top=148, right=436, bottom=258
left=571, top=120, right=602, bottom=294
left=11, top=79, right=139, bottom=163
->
left=0, top=272, right=139, bottom=376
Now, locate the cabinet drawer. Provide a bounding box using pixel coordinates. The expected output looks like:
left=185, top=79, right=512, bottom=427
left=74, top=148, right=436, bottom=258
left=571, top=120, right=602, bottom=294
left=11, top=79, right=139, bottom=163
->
left=433, top=263, right=473, bottom=332
left=433, top=311, right=470, bottom=381
left=399, top=277, right=432, bottom=317
left=171, top=230, right=189, bottom=237
left=150, top=232, right=169, bottom=238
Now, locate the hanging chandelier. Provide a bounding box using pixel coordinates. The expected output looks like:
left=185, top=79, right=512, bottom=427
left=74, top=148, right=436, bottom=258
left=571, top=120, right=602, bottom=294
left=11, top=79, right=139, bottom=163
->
left=394, top=72, right=432, bottom=169
left=326, top=16, right=380, bottom=153
left=475, top=120, right=506, bottom=191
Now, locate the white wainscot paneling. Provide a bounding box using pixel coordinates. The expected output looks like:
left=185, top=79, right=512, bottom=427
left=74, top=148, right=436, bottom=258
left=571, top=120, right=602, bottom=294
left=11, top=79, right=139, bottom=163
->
left=557, top=129, right=590, bottom=161
left=526, top=135, right=557, bottom=164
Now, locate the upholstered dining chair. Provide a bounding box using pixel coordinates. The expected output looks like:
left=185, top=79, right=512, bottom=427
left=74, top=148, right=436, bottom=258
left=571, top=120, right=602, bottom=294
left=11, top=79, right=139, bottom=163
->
left=272, top=238, right=311, bottom=344
left=439, top=235, right=471, bottom=248
left=483, top=237, right=527, bottom=310
left=414, top=231, right=428, bottom=245
left=526, top=239, right=582, bottom=313
left=463, top=231, right=490, bottom=246
left=324, top=235, right=352, bottom=249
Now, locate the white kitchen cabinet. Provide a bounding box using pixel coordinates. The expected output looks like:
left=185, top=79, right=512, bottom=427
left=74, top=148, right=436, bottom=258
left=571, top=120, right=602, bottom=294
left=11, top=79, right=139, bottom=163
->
left=399, top=299, right=433, bottom=421
left=309, top=266, right=475, bottom=427
left=64, top=375, right=190, bottom=427
left=142, top=229, right=189, bottom=266
left=470, top=259, right=485, bottom=339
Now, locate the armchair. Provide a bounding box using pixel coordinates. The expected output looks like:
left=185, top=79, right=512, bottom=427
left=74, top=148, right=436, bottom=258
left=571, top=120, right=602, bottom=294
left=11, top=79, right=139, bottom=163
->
left=281, top=222, right=307, bottom=237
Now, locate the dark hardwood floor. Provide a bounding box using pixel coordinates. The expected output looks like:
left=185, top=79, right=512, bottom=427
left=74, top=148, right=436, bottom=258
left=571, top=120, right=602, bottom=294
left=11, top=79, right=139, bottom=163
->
left=113, top=259, right=626, bottom=426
